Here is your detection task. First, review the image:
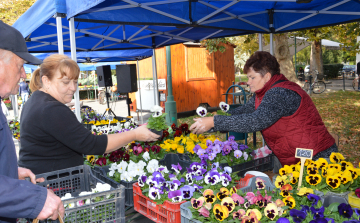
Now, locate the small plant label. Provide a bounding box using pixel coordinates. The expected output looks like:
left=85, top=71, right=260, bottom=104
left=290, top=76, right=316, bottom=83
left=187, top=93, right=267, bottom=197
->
left=295, top=148, right=313, bottom=189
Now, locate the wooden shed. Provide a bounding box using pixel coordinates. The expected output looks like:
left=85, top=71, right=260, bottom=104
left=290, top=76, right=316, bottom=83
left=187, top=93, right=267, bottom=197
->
left=128, top=42, right=236, bottom=113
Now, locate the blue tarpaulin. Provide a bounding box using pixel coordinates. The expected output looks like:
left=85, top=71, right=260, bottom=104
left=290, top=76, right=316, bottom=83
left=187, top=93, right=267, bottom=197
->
left=23, top=64, right=39, bottom=73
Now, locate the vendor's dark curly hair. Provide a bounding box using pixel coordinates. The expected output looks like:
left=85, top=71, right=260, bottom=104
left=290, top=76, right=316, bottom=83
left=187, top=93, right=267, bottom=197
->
left=243, top=51, right=280, bottom=77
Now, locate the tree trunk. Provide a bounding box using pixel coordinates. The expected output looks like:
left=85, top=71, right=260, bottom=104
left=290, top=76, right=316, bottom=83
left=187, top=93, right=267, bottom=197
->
left=274, top=34, right=297, bottom=82
left=310, top=39, right=323, bottom=79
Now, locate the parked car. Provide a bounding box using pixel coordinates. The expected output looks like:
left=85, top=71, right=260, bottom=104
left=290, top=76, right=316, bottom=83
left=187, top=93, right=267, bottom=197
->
left=340, top=65, right=356, bottom=78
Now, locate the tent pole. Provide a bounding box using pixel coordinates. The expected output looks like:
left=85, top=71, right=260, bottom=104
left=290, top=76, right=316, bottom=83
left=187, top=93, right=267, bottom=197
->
left=69, top=17, right=81, bottom=122
left=137, top=60, right=144, bottom=124
left=152, top=48, right=159, bottom=105
left=259, top=33, right=263, bottom=51
left=270, top=33, right=274, bottom=55
left=165, top=46, right=177, bottom=126
left=56, top=16, right=64, bottom=55
left=295, top=36, right=297, bottom=77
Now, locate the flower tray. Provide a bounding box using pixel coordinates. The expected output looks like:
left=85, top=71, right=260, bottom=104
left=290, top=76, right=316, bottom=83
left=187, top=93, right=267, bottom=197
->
left=348, top=192, right=360, bottom=209
left=133, top=182, right=186, bottom=223
left=17, top=165, right=125, bottom=223
left=168, top=153, right=274, bottom=177
left=92, top=166, right=136, bottom=207
left=180, top=176, right=274, bottom=223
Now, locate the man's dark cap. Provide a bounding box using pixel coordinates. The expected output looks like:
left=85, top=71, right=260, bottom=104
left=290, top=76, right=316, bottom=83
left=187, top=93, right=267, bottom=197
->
left=0, top=20, right=42, bottom=64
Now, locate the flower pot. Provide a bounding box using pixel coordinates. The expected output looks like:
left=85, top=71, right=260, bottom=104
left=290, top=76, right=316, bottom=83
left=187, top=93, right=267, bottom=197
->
left=322, top=191, right=350, bottom=203
left=348, top=192, right=360, bottom=209
left=149, top=128, right=163, bottom=137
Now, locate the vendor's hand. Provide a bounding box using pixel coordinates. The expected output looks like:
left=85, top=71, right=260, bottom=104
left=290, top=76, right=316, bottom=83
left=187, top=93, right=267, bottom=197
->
left=134, top=124, right=161, bottom=142
left=18, top=167, right=44, bottom=184
left=37, top=189, right=64, bottom=220
left=189, top=117, right=214, bottom=134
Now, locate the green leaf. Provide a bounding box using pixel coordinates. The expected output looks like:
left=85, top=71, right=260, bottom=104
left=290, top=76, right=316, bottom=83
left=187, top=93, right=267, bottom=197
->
left=328, top=202, right=339, bottom=212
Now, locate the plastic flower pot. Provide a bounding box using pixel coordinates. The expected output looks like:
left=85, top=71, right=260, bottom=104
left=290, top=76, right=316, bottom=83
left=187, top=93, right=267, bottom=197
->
left=149, top=128, right=163, bottom=137
left=348, top=192, right=360, bottom=209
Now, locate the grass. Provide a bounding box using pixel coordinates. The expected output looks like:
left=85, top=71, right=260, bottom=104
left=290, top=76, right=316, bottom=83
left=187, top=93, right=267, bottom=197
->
left=235, top=75, right=248, bottom=84
left=178, top=90, right=360, bottom=165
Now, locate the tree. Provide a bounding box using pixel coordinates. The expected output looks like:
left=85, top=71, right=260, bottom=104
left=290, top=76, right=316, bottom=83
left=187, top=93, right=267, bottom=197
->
left=0, top=0, right=36, bottom=25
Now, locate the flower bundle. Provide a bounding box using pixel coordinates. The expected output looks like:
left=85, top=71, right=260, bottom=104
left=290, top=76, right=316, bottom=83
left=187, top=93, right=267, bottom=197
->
left=188, top=176, right=360, bottom=223
left=147, top=105, right=169, bottom=132
left=160, top=133, right=218, bottom=155
left=188, top=135, right=253, bottom=167
left=60, top=182, right=112, bottom=209
left=8, top=119, right=20, bottom=140
left=137, top=161, right=240, bottom=205
left=3, top=99, right=11, bottom=108
left=275, top=152, right=360, bottom=194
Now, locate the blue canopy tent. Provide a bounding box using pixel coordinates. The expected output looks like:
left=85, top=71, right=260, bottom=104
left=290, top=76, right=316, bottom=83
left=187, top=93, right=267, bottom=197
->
left=23, top=64, right=39, bottom=73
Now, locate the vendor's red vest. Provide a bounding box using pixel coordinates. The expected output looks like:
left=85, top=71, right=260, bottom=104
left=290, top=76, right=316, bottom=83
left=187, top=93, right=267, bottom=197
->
left=254, top=74, right=335, bottom=166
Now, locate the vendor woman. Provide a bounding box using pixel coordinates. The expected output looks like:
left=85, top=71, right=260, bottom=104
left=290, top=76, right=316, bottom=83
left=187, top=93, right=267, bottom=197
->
left=190, top=51, right=337, bottom=166
left=19, top=54, right=160, bottom=174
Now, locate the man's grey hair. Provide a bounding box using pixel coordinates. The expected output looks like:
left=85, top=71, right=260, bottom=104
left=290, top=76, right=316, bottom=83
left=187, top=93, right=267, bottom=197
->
left=0, top=49, right=13, bottom=64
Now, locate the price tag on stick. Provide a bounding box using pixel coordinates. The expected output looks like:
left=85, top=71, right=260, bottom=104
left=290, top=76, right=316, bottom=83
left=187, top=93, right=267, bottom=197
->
left=295, top=148, right=313, bottom=189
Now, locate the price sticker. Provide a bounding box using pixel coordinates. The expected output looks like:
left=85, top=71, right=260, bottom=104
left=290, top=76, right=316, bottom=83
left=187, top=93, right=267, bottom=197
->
left=295, top=148, right=313, bottom=189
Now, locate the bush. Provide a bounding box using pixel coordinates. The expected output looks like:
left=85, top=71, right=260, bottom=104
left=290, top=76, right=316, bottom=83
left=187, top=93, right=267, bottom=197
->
left=323, top=64, right=343, bottom=79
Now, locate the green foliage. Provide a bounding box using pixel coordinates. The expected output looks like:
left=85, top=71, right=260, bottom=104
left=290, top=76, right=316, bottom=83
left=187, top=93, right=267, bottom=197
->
left=200, top=38, right=229, bottom=54
left=216, top=110, right=231, bottom=116
left=147, top=113, right=169, bottom=131
left=323, top=64, right=343, bottom=79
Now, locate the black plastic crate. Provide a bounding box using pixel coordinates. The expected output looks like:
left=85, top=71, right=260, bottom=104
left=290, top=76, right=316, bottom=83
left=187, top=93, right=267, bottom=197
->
left=92, top=166, right=136, bottom=207
left=159, top=153, right=192, bottom=173
left=17, top=165, right=125, bottom=223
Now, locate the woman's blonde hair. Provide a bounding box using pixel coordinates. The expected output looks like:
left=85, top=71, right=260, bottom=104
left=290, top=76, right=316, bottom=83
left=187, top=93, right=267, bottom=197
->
left=30, top=54, right=79, bottom=92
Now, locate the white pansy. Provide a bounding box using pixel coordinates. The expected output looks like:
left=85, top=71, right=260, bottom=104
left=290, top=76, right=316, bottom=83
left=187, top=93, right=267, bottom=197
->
left=61, top=193, right=73, bottom=200
left=142, top=151, right=150, bottom=161
left=138, top=160, right=147, bottom=168
left=95, top=182, right=111, bottom=192
left=133, top=164, right=145, bottom=177
left=127, top=160, right=137, bottom=173
left=219, top=102, right=230, bottom=112
left=196, top=106, right=207, bottom=117
left=157, top=165, right=169, bottom=174
left=150, top=105, right=163, bottom=113
left=109, top=163, right=118, bottom=177
left=79, top=191, right=93, bottom=196
left=117, top=160, right=128, bottom=174
left=120, top=171, right=128, bottom=181
left=147, top=159, right=159, bottom=174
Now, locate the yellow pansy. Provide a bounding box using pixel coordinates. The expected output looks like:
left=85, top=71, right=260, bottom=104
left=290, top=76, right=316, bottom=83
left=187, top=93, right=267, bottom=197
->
left=275, top=175, right=288, bottom=188
left=306, top=174, right=322, bottom=186
left=160, top=143, right=171, bottom=152
left=88, top=120, right=95, bottom=124
left=326, top=176, right=341, bottom=189
left=177, top=145, right=185, bottom=154
left=326, top=167, right=339, bottom=176
left=340, top=161, right=353, bottom=172
left=305, top=159, right=314, bottom=166
left=199, top=143, right=207, bottom=149
left=279, top=165, right=292, bottom=176
left=246, top=209, right=262, bottom=220
left=347, top=167, right=359, bottom=180
left=297, top=187, right=314, bottom=196
left=198, top=134, right=205, bottom=141
left=329, top=152, right=345, bottom=163
left=328, top=164, right=341, bottom=171
left=189, top=133, right=198, bottom=142
left=316, top=158, right=328, bottom=169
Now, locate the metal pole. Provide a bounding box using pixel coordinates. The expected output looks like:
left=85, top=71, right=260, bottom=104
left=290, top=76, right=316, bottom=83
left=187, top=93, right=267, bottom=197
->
left=94, top=71, right=97, bottom=101
left=152, top=49, right=159, bottom=105
left=12, top=95, right=19, bottom=119
left=136, top=60, right=144, bottom=124
left=294, top=36, right=297, bottom=77
left=69, top=18, right=81, bottom=122
left=343, top=70, right=346, bottom=91
left=259, top=33, right=263, bottom=51
left=165, top=46, right=178, bottom=126
left=270, top=33, right=274, bottom=55
left=56, top=16, right=64, bottom=55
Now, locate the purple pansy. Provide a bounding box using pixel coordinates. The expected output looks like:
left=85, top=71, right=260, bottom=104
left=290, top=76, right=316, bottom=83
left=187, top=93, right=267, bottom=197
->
left=190, top=162, right=202, bottom=172
left=193, top=145, right=202, bottom=154
left=222, top=144, right=232, bottom=155
left=171, top=163, right=182, bottom=174
left=138, top=175, right=147, bottom=187
left=206, top=140, right=213, bottom=147
left=180, top=185, right=195, bottom=199
left=208, top=153, right=216, bottom=161
left=234, top=150, right=243, bottom=159
left=193, top=184, right=203, bottom=193
left=239, top=144, right=248, bottom=151
left=168, top=190, right=183, bottom=202
left=204, top=171, right=221, bottom=185
left=310, top=206, right=324, bottom=219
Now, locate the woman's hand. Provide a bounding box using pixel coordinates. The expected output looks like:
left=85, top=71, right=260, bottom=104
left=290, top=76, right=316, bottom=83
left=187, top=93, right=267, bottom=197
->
left=134, top=124, right=161, bottom=142
left=189, top=117, right=214, bottom=134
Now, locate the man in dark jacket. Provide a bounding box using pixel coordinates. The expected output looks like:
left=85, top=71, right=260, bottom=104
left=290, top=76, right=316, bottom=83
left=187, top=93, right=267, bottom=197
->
left=0, top=21, right=64, bottom=222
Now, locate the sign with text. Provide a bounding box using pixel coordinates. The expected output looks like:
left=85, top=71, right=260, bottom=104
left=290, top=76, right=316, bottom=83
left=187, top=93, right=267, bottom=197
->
left=295, top=148, right=313, bottom=159
left=295, top=148, right=314, bottom=189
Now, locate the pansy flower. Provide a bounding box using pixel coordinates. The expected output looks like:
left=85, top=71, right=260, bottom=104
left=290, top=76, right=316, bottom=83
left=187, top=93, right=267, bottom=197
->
left=309, top=218, right=329, bottom=223
left=245, top=209, right=262, bottom=221
left=289, top=209, right=307, bottom=223
left=338, top=203, right=353, bottom=219
left=221, top=197, right=235, bottom=213
left=283, top=196, right=296, bottom=209
left=169, top=180, right=181, bottom=191
left=229, top=186, right=237, bottom=195
left=279, top=165, right=292, bottom=176
left=217, top=191, right=228, bottom=201
left=180, top=185, right=195, bottom=199
left=138, top=175, right=147, bottom=187
left=213, top=204, right=229, bottom=221
left=337, top=172, right=352, bottom=184
left=196, top=106, right=207, bottom=117
left=306, top=174, right=322, bottom=186
left=168, top=190, right=183, bottom=202
left=275, top=199, right=285, bottom=207
left=189, top=162, right=202, bottom=173
left=204, top=170, right=221, bottom=185
left=340, top=161, right=353, bottom=171
left=193, top=184, right=203, bottom=193
left=328, top=163, right=341, bottom=172
left=195, top=168, right=207, bottom=176
left=222, top=144, right=232, bottom=155
left=347, top=167, right=359, bottom=180
left=310, top=206, right=324, bottom=219
left=203, top=189, right=216, bottom=203
left=171, top=163, right=182, bottom=174
left=255, top=177, right=266, bottom=190
left=231, top=193, right=245, bottom=206
left=307, top=165, right=319, bottom=175
left=234, top=150, right=243, bottom=159
left=149, top=187, right=162, bottom=200
left=280, top=190, right=292, bottom=198
left=243, top=201, right=250, bottom=209
left=198, top=207, right=210, bottom=217
left=308, top=194, right=320, bottom=206
left=297, top=187, right=314, bottom=196
left=191, top=197, right=205, bottom=209
left=219, top=102, right=230, bottom=112
left=233, top=209, right=246, bottom=220
left=329, top=152, right=345, bottom=163
left=220, top=173, right=232, bottom=187
left=264, top=203, right=278, bottom=220
left=245, top=192, right=256, bottom=205
left=275, top=175, right=288, bottom=188
left=277, top=217, right=290, bottom=223
left=326, top=175, right=341, bottom=189
left=316, top=158, right=328, bottom=169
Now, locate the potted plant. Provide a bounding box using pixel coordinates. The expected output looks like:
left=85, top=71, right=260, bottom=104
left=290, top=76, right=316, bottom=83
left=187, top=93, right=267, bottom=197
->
left=147, top=105, right=168, bottom=137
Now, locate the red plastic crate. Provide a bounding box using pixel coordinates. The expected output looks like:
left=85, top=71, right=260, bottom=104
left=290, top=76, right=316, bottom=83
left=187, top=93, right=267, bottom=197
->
left=133, top=183, right=186, bottom=223
left=236, top=174, right=255, bottom=189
